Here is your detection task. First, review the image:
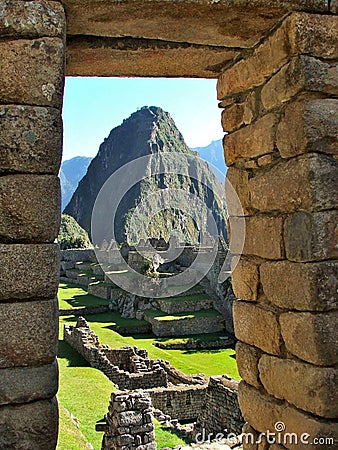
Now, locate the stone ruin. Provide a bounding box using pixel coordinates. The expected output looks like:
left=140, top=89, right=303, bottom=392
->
left=65, top=318, right=244, bottom=448
left=0, top=1, right=336, bottom=448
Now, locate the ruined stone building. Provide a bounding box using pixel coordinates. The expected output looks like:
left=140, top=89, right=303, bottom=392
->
left=0, top=1, right=337, bottom=448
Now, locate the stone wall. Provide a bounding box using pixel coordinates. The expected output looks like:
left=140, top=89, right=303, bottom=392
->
left=146, top=385, right=207, bottom=422
left=193, top=376, right=244, bottom=438
left=218, top=12, right=338, bottom=449
left=101, top=391, right=156, bottom=450
left=64, top=318, right=168, bottom=390
left=0, top=1, right=66, bottom=447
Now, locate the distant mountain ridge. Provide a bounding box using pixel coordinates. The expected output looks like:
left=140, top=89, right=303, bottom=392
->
left=64, top=106, right=227, bottom=243
left=60, top=156, right=93, bottom=210
left=61, top=140, right=225, bottom=210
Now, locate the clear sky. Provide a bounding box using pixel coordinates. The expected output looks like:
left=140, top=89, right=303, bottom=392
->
left=62, top=77, right=224, bottom=162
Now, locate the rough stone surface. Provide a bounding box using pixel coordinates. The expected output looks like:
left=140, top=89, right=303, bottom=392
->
left=280, top=312, right=338, bottom=366
left=0, top=38, right=65, bottom=107
left=230, top=216, right=284, bottom=260
left=0, top=398, right=58, bottom=450
left=66, top=37, right=238, bottom=78
left=249, top=153, right=338, bottom=213
left=0, top=298, right=58, bottom=368
left=0, top=361, right=58, bottom=406
left=284, top=210, right=338, bottom=262
left=258, top=355, right=338, bottom=418
left=236, top=342, right=262, bottom=389
left=0, top=244, right=59, bottom=301
left=221, top=91, right=257, bottom=132
left=233, top=301, right=282, bottom=356
left=277, top=99, right=338, bottom=158
left=260, top=260, right=338, bottom=311
left=226, top=167, right=251, bottom=216
left=231, top=257, right=259, bottom=301
left=0, top=1, right=65, bottom=38
left=63, top=0, right=322, bottom=48
left=239, top=382, right=338, bottom=450
left=261, top=56, right=338, bottom=111
left=0, top=105, right=62, bottom=174
left=0, top=174, right=61, bottom=243
left=223, top=114, right=277, bottom=166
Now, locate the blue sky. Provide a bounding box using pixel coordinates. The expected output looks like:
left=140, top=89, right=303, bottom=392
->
left=62, top=77, right=223, bottom=161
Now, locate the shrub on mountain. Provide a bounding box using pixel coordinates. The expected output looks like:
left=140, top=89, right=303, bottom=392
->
left=58, top=214, right=92, bottom=250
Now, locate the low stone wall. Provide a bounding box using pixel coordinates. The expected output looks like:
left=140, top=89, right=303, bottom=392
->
left=101, top=391, right=156, bottom=450
left=147, top=314, right=225, bottom=337
left=61, top=248, right=96, bottom=262
left=193, top=376, right=244, bottom=438
left=64, top=317, right=167, bottom=390
left=59, top=305, right=110, bottom=316
left=146, top=385, right=207, bottom=422
left=154, top=335, right=235, bottom=351
left=157, top=360, right=207, bottom=386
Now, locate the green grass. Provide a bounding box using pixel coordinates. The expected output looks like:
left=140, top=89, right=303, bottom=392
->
left=58, top=282, right=111, bottom=309
left=144, top=309, right=221, bottom=321
left=57, top=405, right=92, bottom=450
left=154, top=419, right=188, bottom=449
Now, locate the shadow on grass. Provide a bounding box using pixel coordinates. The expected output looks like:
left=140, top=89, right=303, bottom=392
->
left=59, top=283, right=110, bottom=308
left=57, top=340, right=89, bottom=368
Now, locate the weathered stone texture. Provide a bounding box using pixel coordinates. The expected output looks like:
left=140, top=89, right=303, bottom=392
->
left=231, top=257, right=259, bottom=300
left=0, top=38, right=65, bottom=107
left=0, top=1, right=65, bottom=38
left=239, top=382, right=338, bottom=450
left=0, top=175, right=61, bottom=243
left=277, top=99, right=338, bottom=158
left=221, top=91, right=257, bottom=132
left=236, top=342, right=262, bottom=389
left=230, top=216, right=284, bottom=260
left=249, top=154, right=338, bottom=213
left=226, top=167, right=251, bottom=216
left=0, top=298, right=58, bottom=368
left=0, top=398, right=58, bottom=450
left=260, top=260, right=338, bottom=311
left=217, top=13, right=338, bottom=99
left=0, top=105, right=62, bottom=174
left=258, top=355, right=338, bottom=418
left=280, top=312, right=338, bottom=366
left=223, top=114, right=277, bottom=166
left=284, top=210, right=338, bottom=262
left=0, top=244, right=59, bottom=301
left=0, top=361, right=58, bottom=406
left=261, top=56, right=338, bottom=111
left=233, top=302, right=282, bottom=356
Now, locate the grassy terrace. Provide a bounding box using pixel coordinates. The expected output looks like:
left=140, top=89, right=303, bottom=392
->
left=57, top=282, right=239, bottom=449
left=144, top=308, right=221, bottom=321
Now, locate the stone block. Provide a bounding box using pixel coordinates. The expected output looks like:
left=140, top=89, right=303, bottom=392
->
left=217, top=13, right=338, bottom=99
left=280, top=311, right=338, bottom=366
left=277, top=99, right=338, bottom=158
left=0, top=1, right=65, bottom=38
left=0, top=298, right=58, bottom=368
left=0, top=105, right=62, bottom=174
left=221, top=91, right=257, bottom=132
left=0, top=38, right=65, bottom=108
left=239, top=382, right=338, bottom=450
left=249, top=154, right=338, bottom=213
left=0, top=174, right=60, bottom=243
left=261, top=56, right=338, bottom=111
left=260, top=260, right=338, bottom=311
left=223, top=114, right=277, bottom=166
left=0, top=243, right=59, bottom=301
left=230, top=216, right=284, bottom=260
left=0, top=360, right=58, bottom=405
left=258, top=355, right=338, bottom=419
left=236, top=342, right=262, bottom=389
left=226, top=167, right=251, bottom=216
left=0, top=398, right=58, bottom=450
left=231, top=257, right=259, bottom=301
left=233, top=301, right=282, bottom=356
left=284, top=210, right=338, bottom=262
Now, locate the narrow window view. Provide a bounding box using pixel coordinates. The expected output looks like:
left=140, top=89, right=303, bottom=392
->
left=58, top=77, right=243, bottom=450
